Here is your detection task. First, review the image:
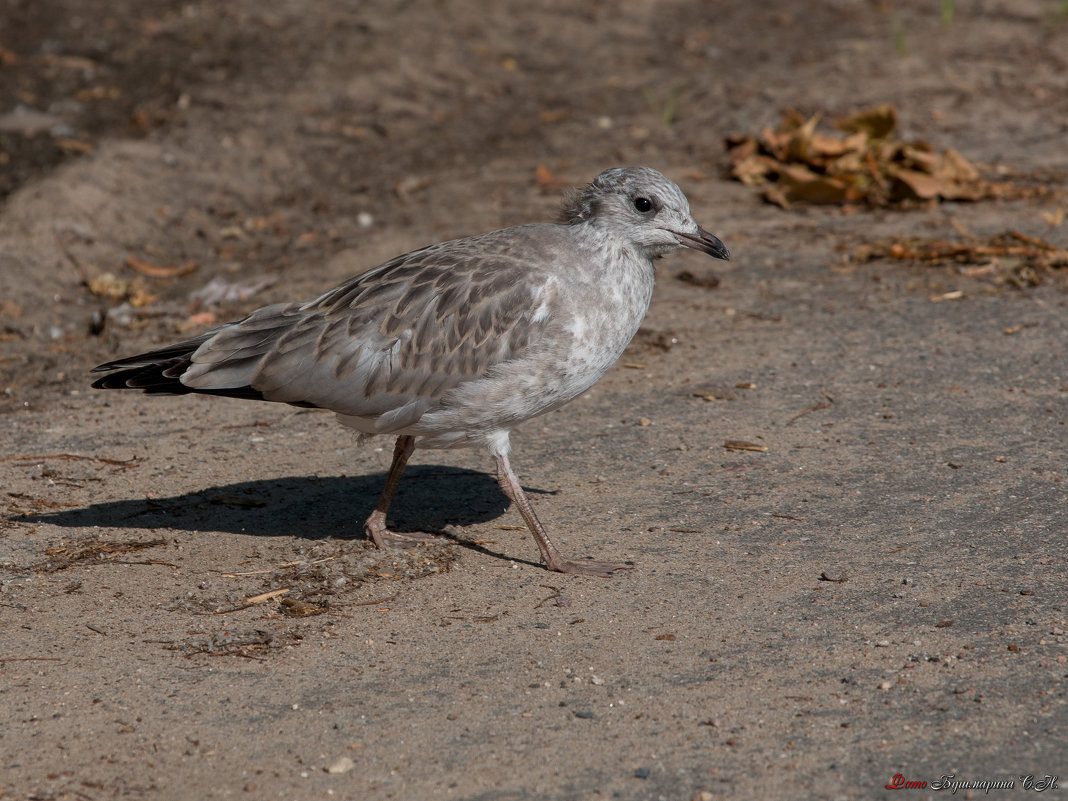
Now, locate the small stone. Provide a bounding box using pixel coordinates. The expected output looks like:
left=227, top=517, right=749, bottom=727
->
left=325, top=757, right=355, bottom=774
left=573, top=709, right=594, bottom=719
left=634, top=767, right=650, bottom=779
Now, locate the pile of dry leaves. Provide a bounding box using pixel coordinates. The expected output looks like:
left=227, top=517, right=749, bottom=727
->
left=725, top=105, right=1021, bottom=208
left=853, top=230, right=1068, bottom=288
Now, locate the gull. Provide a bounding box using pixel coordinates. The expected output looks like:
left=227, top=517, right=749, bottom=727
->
left=92, top=167, right=729, bottom=576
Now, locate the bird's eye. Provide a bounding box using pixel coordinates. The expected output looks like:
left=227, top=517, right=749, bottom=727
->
left=633, top=197, right=653, bottom=213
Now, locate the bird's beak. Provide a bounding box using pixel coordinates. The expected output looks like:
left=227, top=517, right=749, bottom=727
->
left=673, top=226, right=730, bottom=261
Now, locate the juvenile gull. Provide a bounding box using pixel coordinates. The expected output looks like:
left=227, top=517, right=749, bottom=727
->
left=92, top=167, right=729, bottom=576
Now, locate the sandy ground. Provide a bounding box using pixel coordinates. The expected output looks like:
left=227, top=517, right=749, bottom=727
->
left=1, top=1, right=1066, bottom=799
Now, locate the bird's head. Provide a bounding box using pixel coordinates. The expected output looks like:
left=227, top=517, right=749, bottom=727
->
left=562, top=166, right=729, bottom=262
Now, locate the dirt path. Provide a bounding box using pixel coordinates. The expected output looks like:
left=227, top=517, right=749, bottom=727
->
left=1, top=2, right=1066, bottom=799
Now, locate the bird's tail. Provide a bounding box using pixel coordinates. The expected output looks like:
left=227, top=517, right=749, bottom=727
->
left=91, top=333, right=210, bottom=394
left=90, top=331, right=265, bottom=401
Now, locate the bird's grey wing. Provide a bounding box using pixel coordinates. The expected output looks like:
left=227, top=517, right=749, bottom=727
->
left=181, top=228, right=557, bottom=429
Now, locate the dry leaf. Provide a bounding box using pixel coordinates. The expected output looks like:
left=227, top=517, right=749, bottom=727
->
left=888, top=166, right=944, bottom=200
left=726, top=105, right=1024, bottom=209
left=178, top=312, right=218, bottom=332
left=55, top=138, right=94, bottom=154
left=280, top=598, right=326, bottom=617
left=124, top=256, right=198, bottom=278
left=1040, top=208, right=1064, bottom=227
left=86, top=272, right=158, bottom=307
left=534, top=164, right=569, bottom=188
left=854, top=231, right=1068, bottom=287
left=836, top=104, right=897, bottom=139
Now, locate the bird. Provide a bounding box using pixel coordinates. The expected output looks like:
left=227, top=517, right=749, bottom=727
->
left=92, top=167, right=729, bottom=576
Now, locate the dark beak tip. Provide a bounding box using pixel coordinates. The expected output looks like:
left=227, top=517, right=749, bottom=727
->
left=675, top=227, right=730, bottom=261
left=704, top=230, right=730, bottom=262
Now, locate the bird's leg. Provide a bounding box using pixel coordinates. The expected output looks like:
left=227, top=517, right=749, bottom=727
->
left=364, top=435, right=439, bottom=548
left=494, top=453, right=633, bottom=577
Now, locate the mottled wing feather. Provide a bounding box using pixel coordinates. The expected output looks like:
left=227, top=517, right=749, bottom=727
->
left=175, top=226, right=557, bottom=424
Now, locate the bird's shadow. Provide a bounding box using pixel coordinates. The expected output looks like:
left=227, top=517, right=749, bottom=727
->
left=15, top=467, right=554, bottom=546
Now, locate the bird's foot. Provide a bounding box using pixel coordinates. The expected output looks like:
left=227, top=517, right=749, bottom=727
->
left=544, top=555, right=635, bottom=577
left=365, top=519, right=441, bottom=550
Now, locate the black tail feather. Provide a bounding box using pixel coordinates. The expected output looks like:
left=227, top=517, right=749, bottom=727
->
left=91, top=360, right=192, bottom=394
left=90, top=336, right=316, bottom=406
left=91, top=359, right=273, bottom=401
left=91, top=332, right=213, bottom=374
left=92, top=333, right=263, bottom=401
